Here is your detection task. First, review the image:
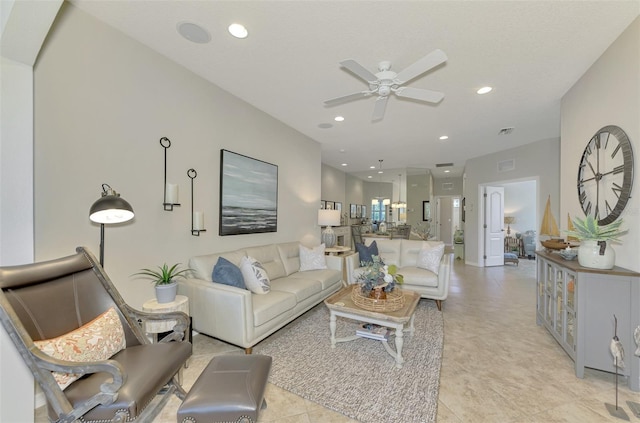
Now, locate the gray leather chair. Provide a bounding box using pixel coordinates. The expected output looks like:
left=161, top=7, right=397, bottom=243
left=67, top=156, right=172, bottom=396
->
left=0, top=247, right=192, bottom=423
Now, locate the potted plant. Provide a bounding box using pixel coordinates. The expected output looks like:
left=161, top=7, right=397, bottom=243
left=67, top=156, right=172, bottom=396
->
left=356, top=255, right=404, bottom=299
left=566, top=215, right=626, bottom=269
left=134, top=263, right=191, bottom=303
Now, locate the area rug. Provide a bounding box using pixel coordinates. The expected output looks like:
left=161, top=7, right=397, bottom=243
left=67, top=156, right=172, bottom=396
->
left=254, top=300, right=444, bottom=422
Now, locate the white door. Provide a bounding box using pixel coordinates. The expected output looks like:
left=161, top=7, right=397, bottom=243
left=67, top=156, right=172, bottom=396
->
left=484, top=186, right=505, bottom=266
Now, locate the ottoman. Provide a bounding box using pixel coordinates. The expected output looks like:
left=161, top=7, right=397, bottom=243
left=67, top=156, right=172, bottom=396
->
left=177, top=354, right=272, bottom=423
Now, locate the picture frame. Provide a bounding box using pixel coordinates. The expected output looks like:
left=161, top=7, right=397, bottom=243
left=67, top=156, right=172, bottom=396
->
left=320, top=201, right=325, bottom=210
left=326, top=202, right=334, bottom=210
left=361, top=205, right=367, bottom=218
left=356, top=205, right=362, bottom=218
left=423, top=201, right=431, bottom=221
left=220, top=149, right=278, bottom=235
left=350, top=204, right=357, bottom=218
left=335, top=202, right=342, bottom=212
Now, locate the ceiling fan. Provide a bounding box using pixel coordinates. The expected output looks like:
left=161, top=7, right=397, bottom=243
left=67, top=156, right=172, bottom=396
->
left=324, top=49, right=447, bottom=121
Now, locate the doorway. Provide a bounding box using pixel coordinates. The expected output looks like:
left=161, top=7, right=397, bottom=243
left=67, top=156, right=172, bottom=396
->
left=434, top=196, right=462, bottom=246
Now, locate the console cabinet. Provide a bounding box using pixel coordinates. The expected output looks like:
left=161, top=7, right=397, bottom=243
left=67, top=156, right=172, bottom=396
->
left=536, top=251, right=639, bottom=391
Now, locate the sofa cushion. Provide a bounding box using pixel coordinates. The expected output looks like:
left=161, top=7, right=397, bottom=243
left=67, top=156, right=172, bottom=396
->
left=245, top=245, right=286, bottom=280
left=399, top=266, right=440, bottom=288
left=299, top=244, right=327, bottom=271
left=277, top=242, right=301, bottom=276
left=251, top=290, right=297, bottom=326
left=286, top=268, right=342, bottom=290
left=270, top=277, right=322, bottom=302
left=240, top=257, right=270, bottom=295
left=355, top=241, right=378, bottom=264
left=417, top=243, right=445, bottom=275
left=212, top=257, right=246, bottom=289
left=190, top=250, right=246, bottom=282
left=368, top=239, right=401, bottom=266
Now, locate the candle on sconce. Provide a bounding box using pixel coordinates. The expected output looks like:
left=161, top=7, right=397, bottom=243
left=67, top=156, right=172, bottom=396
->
left=166, top=184, right=179, bottom=204
left=193, top=212, right=204, bottom=230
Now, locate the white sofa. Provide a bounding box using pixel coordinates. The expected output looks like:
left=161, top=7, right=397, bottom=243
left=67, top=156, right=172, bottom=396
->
left=345, top=238, right=452, bottom=310
left=178, top=242, right=343, bottom=353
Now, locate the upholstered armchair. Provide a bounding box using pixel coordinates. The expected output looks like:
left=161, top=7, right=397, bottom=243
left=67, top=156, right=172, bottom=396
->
left=0, top=247, right=192, bottom=423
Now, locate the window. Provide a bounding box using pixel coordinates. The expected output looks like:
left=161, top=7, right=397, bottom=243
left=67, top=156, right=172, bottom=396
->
left=371, top=199, right=388, bottom=222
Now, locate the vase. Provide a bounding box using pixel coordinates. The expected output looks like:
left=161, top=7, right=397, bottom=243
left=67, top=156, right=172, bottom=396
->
left=369, top=287, right=387, bottom=300
left=155, top=281, right=178, bottom=303
left=577, top=240, right=615, bottom=270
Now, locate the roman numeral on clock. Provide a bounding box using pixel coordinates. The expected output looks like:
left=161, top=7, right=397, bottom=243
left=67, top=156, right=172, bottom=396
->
left=613, top=164, right=624, bottom=174
left=612, top=183, right=622, bottom=199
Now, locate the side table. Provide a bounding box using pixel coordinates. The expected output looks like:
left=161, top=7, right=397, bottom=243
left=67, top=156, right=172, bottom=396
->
left=324, top=246, right=354, bottom=285
left=142, top=295, right=190, bottom=343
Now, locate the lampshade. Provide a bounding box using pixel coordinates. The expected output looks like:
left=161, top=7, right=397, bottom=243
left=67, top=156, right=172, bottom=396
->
left=318, top=209, right=341, bottom=227
left=504, top=216, right=515, bottom=225
left=90, top=185, right=135, bottom=224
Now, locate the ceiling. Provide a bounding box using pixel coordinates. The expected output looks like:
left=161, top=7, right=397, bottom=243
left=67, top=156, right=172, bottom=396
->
left=67, top=1, right=639, bottom=181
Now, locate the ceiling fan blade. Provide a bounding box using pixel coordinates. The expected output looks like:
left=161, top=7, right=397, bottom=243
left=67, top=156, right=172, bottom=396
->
left=372, top=96, right=388, bottom=121
left=395, top=86, right=444, bottom=103
left=340, top=59, right=378, bottom=83
left=324, top=91, right=372, bottom=106
left=395, top=49, right=447, bottom=85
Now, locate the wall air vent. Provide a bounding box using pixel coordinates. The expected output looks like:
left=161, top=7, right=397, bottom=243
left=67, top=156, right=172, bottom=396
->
left=498, top=127, right=515, bottom=135
left=436, top=163, right=454, bottom=168
left=497, top=159, right=515, bottom=172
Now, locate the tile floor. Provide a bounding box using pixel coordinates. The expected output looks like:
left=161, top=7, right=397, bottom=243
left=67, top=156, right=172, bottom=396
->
left=37, top=258, right=640, bottom=422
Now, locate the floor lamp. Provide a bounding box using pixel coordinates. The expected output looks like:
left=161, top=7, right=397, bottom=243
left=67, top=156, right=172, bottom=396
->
left=89, top=184, right=135, bottom=267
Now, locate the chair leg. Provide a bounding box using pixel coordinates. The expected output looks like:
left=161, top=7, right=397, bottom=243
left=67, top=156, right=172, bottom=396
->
left=435, top=300, right=442, bottom=311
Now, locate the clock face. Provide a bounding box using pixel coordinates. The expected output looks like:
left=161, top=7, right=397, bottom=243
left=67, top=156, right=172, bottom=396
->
left=577, top=125, right=634, bottom=225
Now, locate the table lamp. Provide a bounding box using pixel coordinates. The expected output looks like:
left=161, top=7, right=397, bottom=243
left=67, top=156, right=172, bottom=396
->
left=504, top=216, right=515, bottom=236
left=318, top=209, right=341, bottom=248
left=89, top=184, right=135, bottom=266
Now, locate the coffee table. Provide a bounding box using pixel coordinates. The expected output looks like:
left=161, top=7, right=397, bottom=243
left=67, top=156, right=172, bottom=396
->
left=324, top=286, right=420, bottom=368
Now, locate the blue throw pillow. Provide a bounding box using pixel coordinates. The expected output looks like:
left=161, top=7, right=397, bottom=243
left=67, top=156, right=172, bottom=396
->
left=356, top=240, right=378, bottom=265
left=212, top=257, right=246, bottom=289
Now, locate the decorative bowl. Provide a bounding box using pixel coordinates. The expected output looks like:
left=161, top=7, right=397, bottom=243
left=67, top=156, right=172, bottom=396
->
left=558, top=249, right=578, bottom=260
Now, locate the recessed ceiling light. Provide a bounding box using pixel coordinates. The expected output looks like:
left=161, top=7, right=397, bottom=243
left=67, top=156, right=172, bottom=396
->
left=444, top=170, right=451, bottom=173
left=369, top=165, right=376, bottom=169
left=477, top=86, right=493, bottom=94
left=378, top=170, right=383, bottom=174
left=341, top=163, right=347, bottom=167
left=334, top=116, right=344, bottom=122
left=177, top=22, right=211, bottom=44
left=318, top=123, right=333, bottom=129
left=367, top=175, right=373, bottom=179
left=228, top=23, right=248, bottom=39
left=339, top=149, right=346, bottom=153
left=439, top=135, right=449, bottom=140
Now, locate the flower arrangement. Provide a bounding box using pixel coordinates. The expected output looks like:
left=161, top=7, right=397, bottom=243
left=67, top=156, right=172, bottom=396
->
left=566, top=215, right=626, bottom=242
left=356, top=255, right=404, bottom=296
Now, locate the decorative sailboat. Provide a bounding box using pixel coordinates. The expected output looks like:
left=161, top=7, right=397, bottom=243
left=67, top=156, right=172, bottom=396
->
left=567, top=213, right=580, bottom=243
left=540, top=196, right=569, bottom=250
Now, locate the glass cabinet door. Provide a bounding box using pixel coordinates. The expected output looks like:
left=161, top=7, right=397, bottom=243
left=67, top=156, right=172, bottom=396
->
left=555, top=268, right=564, bottom=338
left=565, top=272, right=577, bottom=351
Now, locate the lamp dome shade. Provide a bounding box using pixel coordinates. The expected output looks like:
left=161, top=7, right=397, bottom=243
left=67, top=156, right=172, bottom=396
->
left=90, top=195, right=134, bottom=224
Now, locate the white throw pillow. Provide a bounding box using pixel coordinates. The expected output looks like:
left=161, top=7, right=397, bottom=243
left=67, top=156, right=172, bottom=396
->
left=417, top=243, right=445, bottom=275
left=240, top=256, right=271, bottom=294
left=299, top=244, right=328, bottom=271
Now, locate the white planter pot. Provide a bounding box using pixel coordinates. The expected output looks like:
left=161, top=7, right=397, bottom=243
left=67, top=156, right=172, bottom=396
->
left=577, top=240, right=615, bottom=270
left=155, top=281, right=178, bottom=303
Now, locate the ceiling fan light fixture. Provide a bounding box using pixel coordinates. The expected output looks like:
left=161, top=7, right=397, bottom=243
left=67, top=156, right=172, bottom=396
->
left=228, top=23, right=248, bottom=39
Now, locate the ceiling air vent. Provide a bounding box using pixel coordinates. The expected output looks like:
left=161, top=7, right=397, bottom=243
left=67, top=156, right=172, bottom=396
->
left=498, top=127, right=515, bottom=135
left=436, top=163, right=454, bottom=168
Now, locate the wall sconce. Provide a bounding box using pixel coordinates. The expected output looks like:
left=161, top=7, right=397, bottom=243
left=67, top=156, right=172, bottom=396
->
left=187, top=168, right=206, bottom=236
left=318, top=209, right=341, bottom=248
left=160, top=137, right=180, bottom=211
left=89, top=184, right=135, bottom=266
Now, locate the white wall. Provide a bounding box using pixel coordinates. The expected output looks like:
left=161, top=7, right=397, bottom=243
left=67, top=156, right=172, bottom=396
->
left=33, top=3, right=322, bottom=309
left=504, top=180, right=537, bottom=236
left=561, top=16, right=639, bottom=272
left=464, top=138, right=560, bottom=266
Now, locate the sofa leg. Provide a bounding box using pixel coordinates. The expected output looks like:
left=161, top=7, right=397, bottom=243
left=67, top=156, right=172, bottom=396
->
left=245, top=347, right=253, bottom=354
left=435, top=300, right=442, bottom=311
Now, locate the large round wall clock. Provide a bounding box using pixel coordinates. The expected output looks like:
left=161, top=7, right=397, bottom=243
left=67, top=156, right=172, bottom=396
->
left=577, top=125, right=634, bottom=226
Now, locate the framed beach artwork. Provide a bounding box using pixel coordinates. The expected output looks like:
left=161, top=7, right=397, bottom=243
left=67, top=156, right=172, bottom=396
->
left=219, top=150, right=278, bottom=236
